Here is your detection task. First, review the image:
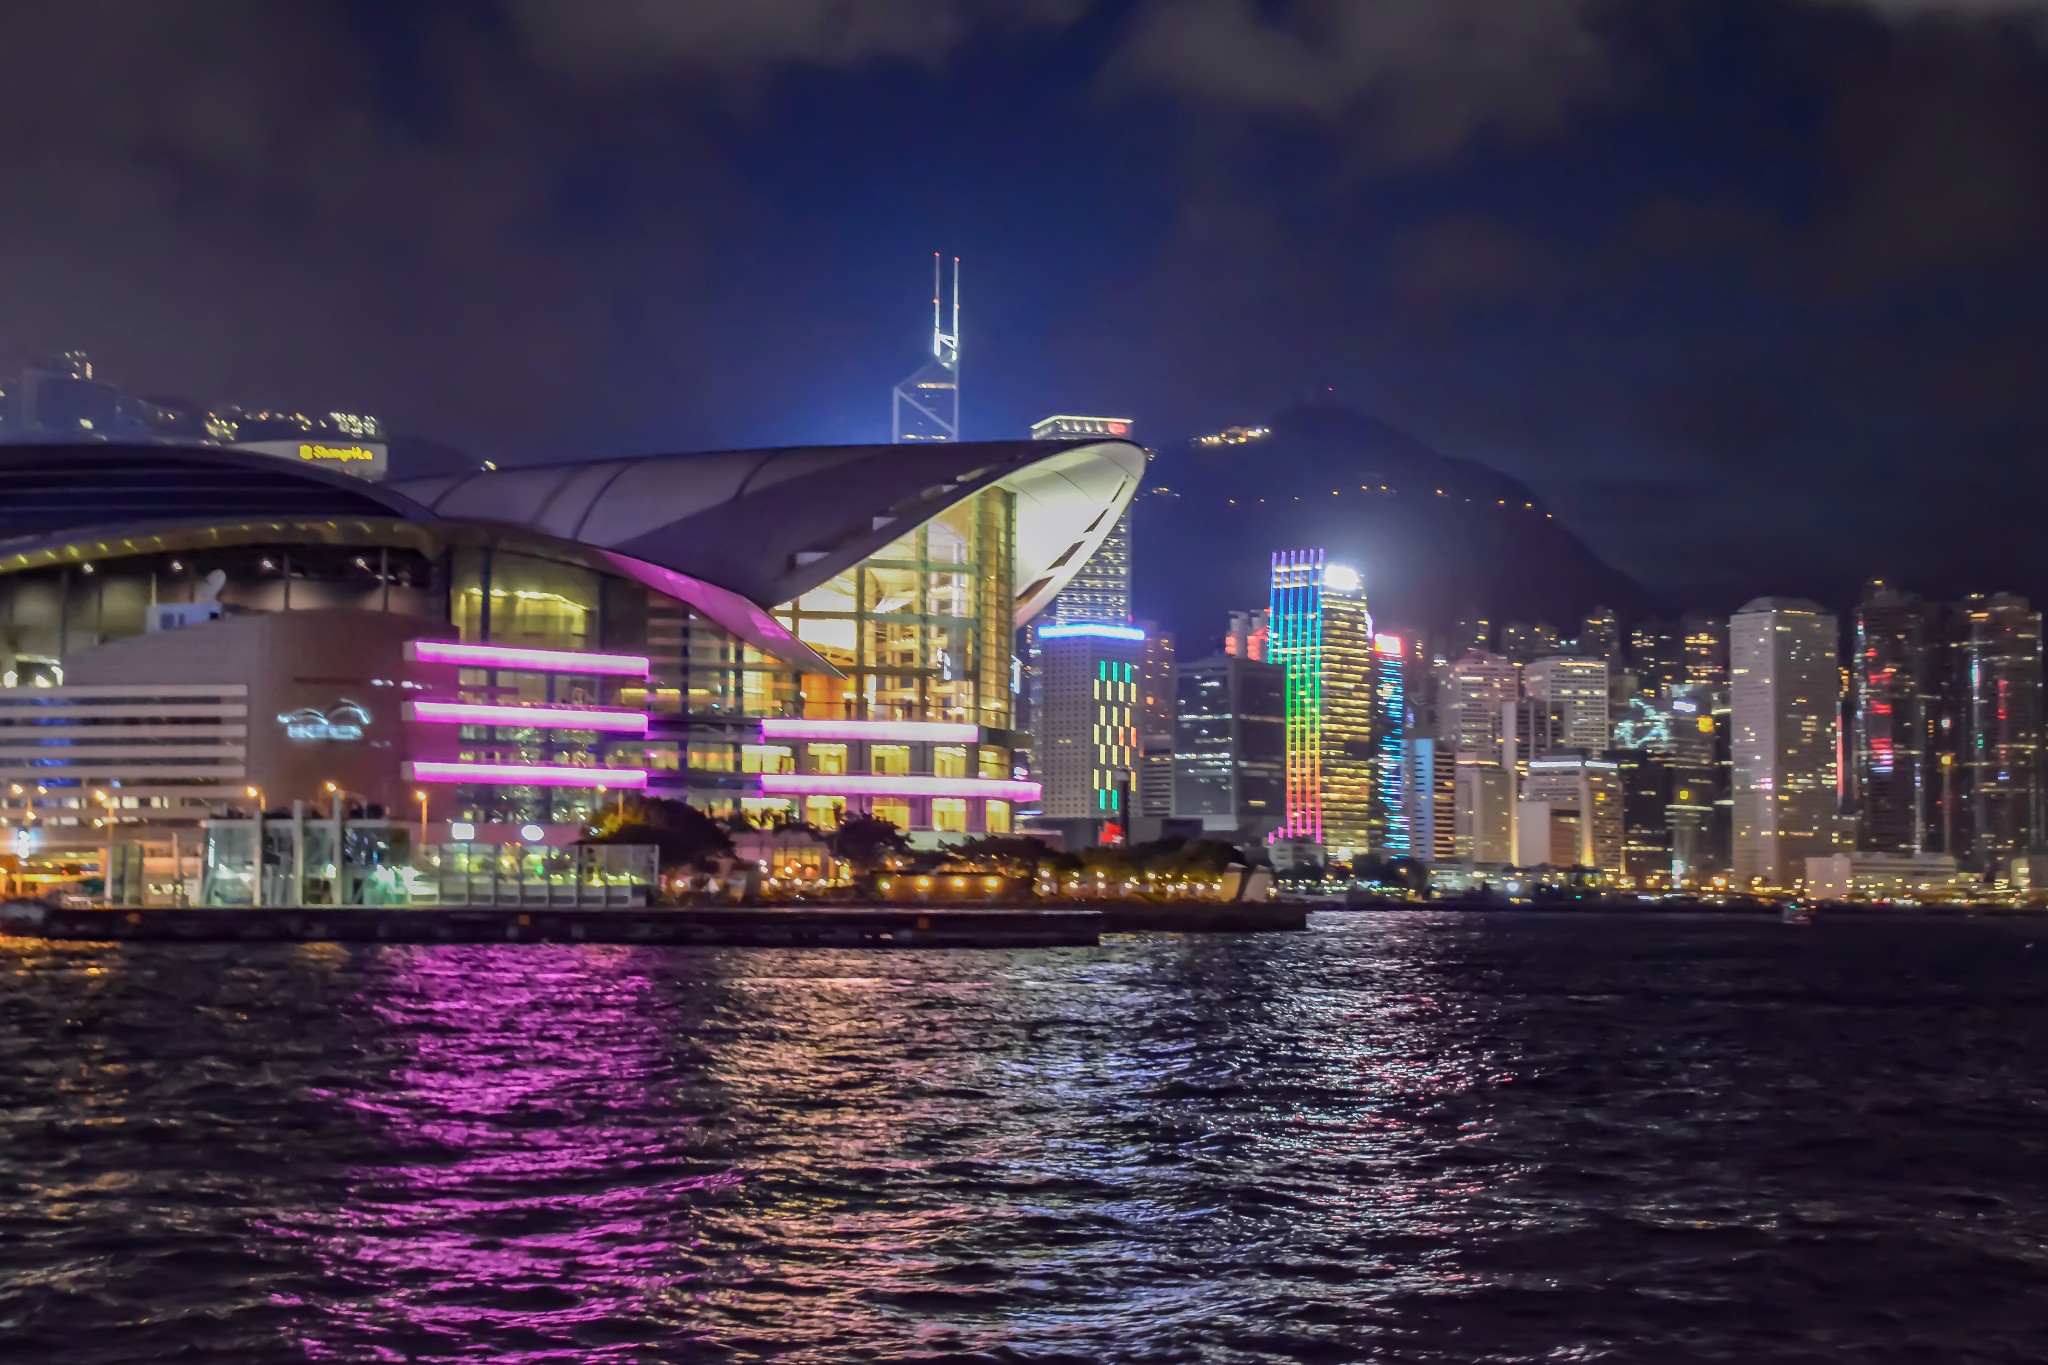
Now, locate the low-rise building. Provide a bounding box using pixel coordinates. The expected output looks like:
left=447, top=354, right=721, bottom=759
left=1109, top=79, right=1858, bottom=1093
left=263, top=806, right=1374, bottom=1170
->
left=1804, top=852, right=1973, bottom=902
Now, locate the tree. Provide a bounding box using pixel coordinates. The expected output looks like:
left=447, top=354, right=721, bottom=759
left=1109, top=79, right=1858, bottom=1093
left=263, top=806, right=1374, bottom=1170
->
left=586, top=794, right=733, bottom=872
left=829, top=813, right=911, bottom=871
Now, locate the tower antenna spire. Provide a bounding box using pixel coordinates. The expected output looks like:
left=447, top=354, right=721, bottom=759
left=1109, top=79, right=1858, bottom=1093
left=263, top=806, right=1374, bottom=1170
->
left=893, top=252, right=961, bottom=443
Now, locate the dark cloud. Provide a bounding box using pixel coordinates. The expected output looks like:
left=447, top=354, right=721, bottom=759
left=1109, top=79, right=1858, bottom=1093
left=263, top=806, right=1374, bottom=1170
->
left=506, top=0, right=1090, bottom=76
left=0, top=0, right=2044, bottom=613
left=1115, top=0, right=1614, bottom=158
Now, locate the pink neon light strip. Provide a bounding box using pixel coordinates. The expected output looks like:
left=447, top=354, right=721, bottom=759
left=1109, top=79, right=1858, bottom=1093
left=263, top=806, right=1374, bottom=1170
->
left=407, top=701, right=649, bottom=733
left=757, top=773, right=1041, bottom=801
left=408, top=640, right=650, bottom=677
left=760, top=718, right=980, bottom=743
left=405, top=761, right=648, bottom=789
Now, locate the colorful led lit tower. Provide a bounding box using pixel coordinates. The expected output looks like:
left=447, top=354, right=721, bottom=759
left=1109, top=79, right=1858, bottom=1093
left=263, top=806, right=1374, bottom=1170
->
left=1373, top=631, right=1410, bottom=855
left=1268, top=549, right=1375, bottom=858
left=1033, top=622, right=1146, bottom=840
left=892, top=253, right=960, bottom=443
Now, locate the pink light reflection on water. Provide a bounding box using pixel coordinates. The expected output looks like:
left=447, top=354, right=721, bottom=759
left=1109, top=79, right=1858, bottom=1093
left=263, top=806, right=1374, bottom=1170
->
left=260, top=945, right=736, bottom=1362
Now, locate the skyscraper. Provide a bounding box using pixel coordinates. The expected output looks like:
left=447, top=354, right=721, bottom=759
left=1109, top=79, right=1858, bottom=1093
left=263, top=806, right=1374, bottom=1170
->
left=1578, top=606, right=1621, bottom=667
left=1731, top=598, right=1841, bottom=890
left=1610, top=679, right=1722, bottom=885
left=1372, top=630, right=1411, bottom=855
left=1525, top=656, right=1611, bottom=753
left=1405, top=737, right=1459, bottom=862
left=1629, top=620, right=1686, bottom=695
left=1852, top=580, right=1930, bottom=855
left=1683, top=612, right=1730, bottom=687
left=1519, top=757, right=1625, bottom=872
left=1451, top=614, right=1493, bottom=656
left=1454, top=759, right=1514, bottom=863
left=1017, top=414, right=1140, bottom=824
left=1962, top=592, right=2043, bottom=870
left=1032, top=415, right=1137, bottom=626
left=1136, top=626, right=1177, bottom=832
left=1223, top=609, right=1269, bottom=661
left=891, top=254, right=960, bottom=443
left=1172, top=652, right=1287, bottom=842
left=1269, top=549, right=1376, bottom=858
left=1443, top=650, right=1516, bottom=761
left=1032, top=623, right=1145, bottom=837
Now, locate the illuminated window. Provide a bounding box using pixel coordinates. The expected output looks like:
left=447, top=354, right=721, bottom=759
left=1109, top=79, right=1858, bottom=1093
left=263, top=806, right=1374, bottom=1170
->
left=984, top=799, right=1011, bottom=834
left=931, top=797, right=968, bottom=833
left=934, top=745, right=968, bottom=778
left=870, top=798, right=912, bottom=829
left=979, top=747, right=1007, bottom=778
left=740, top=744, right=792, bottom=774
left=805, top=795, right=843, bottom=828
left=808, top=743, right=848, bottom=775
left=872, top=744, right=911, bottom=776
left=689, top=743, right=735, bottom=772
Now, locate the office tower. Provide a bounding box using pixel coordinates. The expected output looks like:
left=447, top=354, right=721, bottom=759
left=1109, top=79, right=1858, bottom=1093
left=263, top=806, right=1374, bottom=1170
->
left=1731, top=598, right=1841, bottom=890
left=1224, top=609, right=1269, bottom=661
left=1503, top=695, right=1569, bottom=775
left=1443, top=650, right=1516, bottom=761
left=1452, top=614, right=1493, bottom=655
left=1613, top=680, right=1720, bottom=884
left=892, top=253, right=960, bottom=443
left=1962, top=592, right=2044, bottom=870
left=1923, top=603, right=1970, bottom=859
left=1578, top=606, right=1621, bottom=667
left=1405, top=737, right=1458, bottom=862
left=1032, top=623, right=1145, bottom=837
left=1269, top=549, right=1376, bottom=858
left=1136, top=627, right=1176, bottom=830
left=1525, top=656, right=1611, bottom=753
left=1453, top=759, right=1514, bottom=863
left=1033, top=415, right=1137, bottom=626
left=1629, top=620, right=1686, bottom=695
left=1852, top=580, right=1931, bottom=854
left=1683, top=612, right=1729, bottom=686
left=1372, top=631, right=1412, bottom=855
left=1616, top=748, right=1675, bottom=884
left=1172, top=653, right=1287, bottom=842
left=1017, top=414, right=1142, bottom=808
left=1519, top=757, right=1625, bottom=872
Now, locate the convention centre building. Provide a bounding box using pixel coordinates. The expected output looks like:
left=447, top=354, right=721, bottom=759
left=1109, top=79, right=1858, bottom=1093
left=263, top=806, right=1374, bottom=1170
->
left=0, top=437, right=1142, bottom=899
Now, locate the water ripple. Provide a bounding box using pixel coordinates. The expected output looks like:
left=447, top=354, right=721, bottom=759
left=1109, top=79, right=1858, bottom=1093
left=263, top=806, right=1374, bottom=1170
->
left=0, top=914, right=2044, bottom=1361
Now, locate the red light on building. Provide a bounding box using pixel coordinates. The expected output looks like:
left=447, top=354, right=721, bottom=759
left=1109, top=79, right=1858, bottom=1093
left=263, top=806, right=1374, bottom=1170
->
left=1107, top=421, right=1128, bottom=435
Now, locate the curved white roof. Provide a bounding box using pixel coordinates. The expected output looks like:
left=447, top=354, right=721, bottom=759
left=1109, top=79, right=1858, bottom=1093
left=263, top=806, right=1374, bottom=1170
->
left=392, top=438, right=1145, bottom=626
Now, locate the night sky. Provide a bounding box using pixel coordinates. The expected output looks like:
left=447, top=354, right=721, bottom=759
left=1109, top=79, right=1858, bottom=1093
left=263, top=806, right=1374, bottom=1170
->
left=4, top=0, right=2045, bottom=617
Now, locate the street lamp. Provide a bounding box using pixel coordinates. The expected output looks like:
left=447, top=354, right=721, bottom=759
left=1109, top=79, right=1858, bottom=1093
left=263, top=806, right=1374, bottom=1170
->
left=415, top=789, right=429, bottom=845
left=245, top=784, right=264, bottom=815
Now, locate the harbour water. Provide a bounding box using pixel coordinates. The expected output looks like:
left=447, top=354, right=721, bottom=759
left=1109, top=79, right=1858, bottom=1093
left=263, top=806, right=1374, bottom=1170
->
left=1, top=912, right=2043, bottom=1362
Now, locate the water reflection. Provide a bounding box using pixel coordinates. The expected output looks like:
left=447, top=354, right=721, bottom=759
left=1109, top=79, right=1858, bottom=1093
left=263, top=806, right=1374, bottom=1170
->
left=268, top=946, right=732, bottom=1361
left=657, top=927, right=1507, bottom=1357
left=6, top=916, right=2044, bottom=1362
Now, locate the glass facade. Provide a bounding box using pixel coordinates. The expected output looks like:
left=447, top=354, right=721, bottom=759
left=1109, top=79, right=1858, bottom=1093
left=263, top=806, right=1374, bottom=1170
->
left=0, top=480, right=1031, bottom=839
left=1269, top=550, right=1376, bottom=858
left=778, top=487, right=1014, bottom=729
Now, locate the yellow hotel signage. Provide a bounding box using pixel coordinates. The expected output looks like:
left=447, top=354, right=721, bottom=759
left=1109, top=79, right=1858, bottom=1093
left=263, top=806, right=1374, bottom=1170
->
left=299, top=443, right=377, bottom=463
